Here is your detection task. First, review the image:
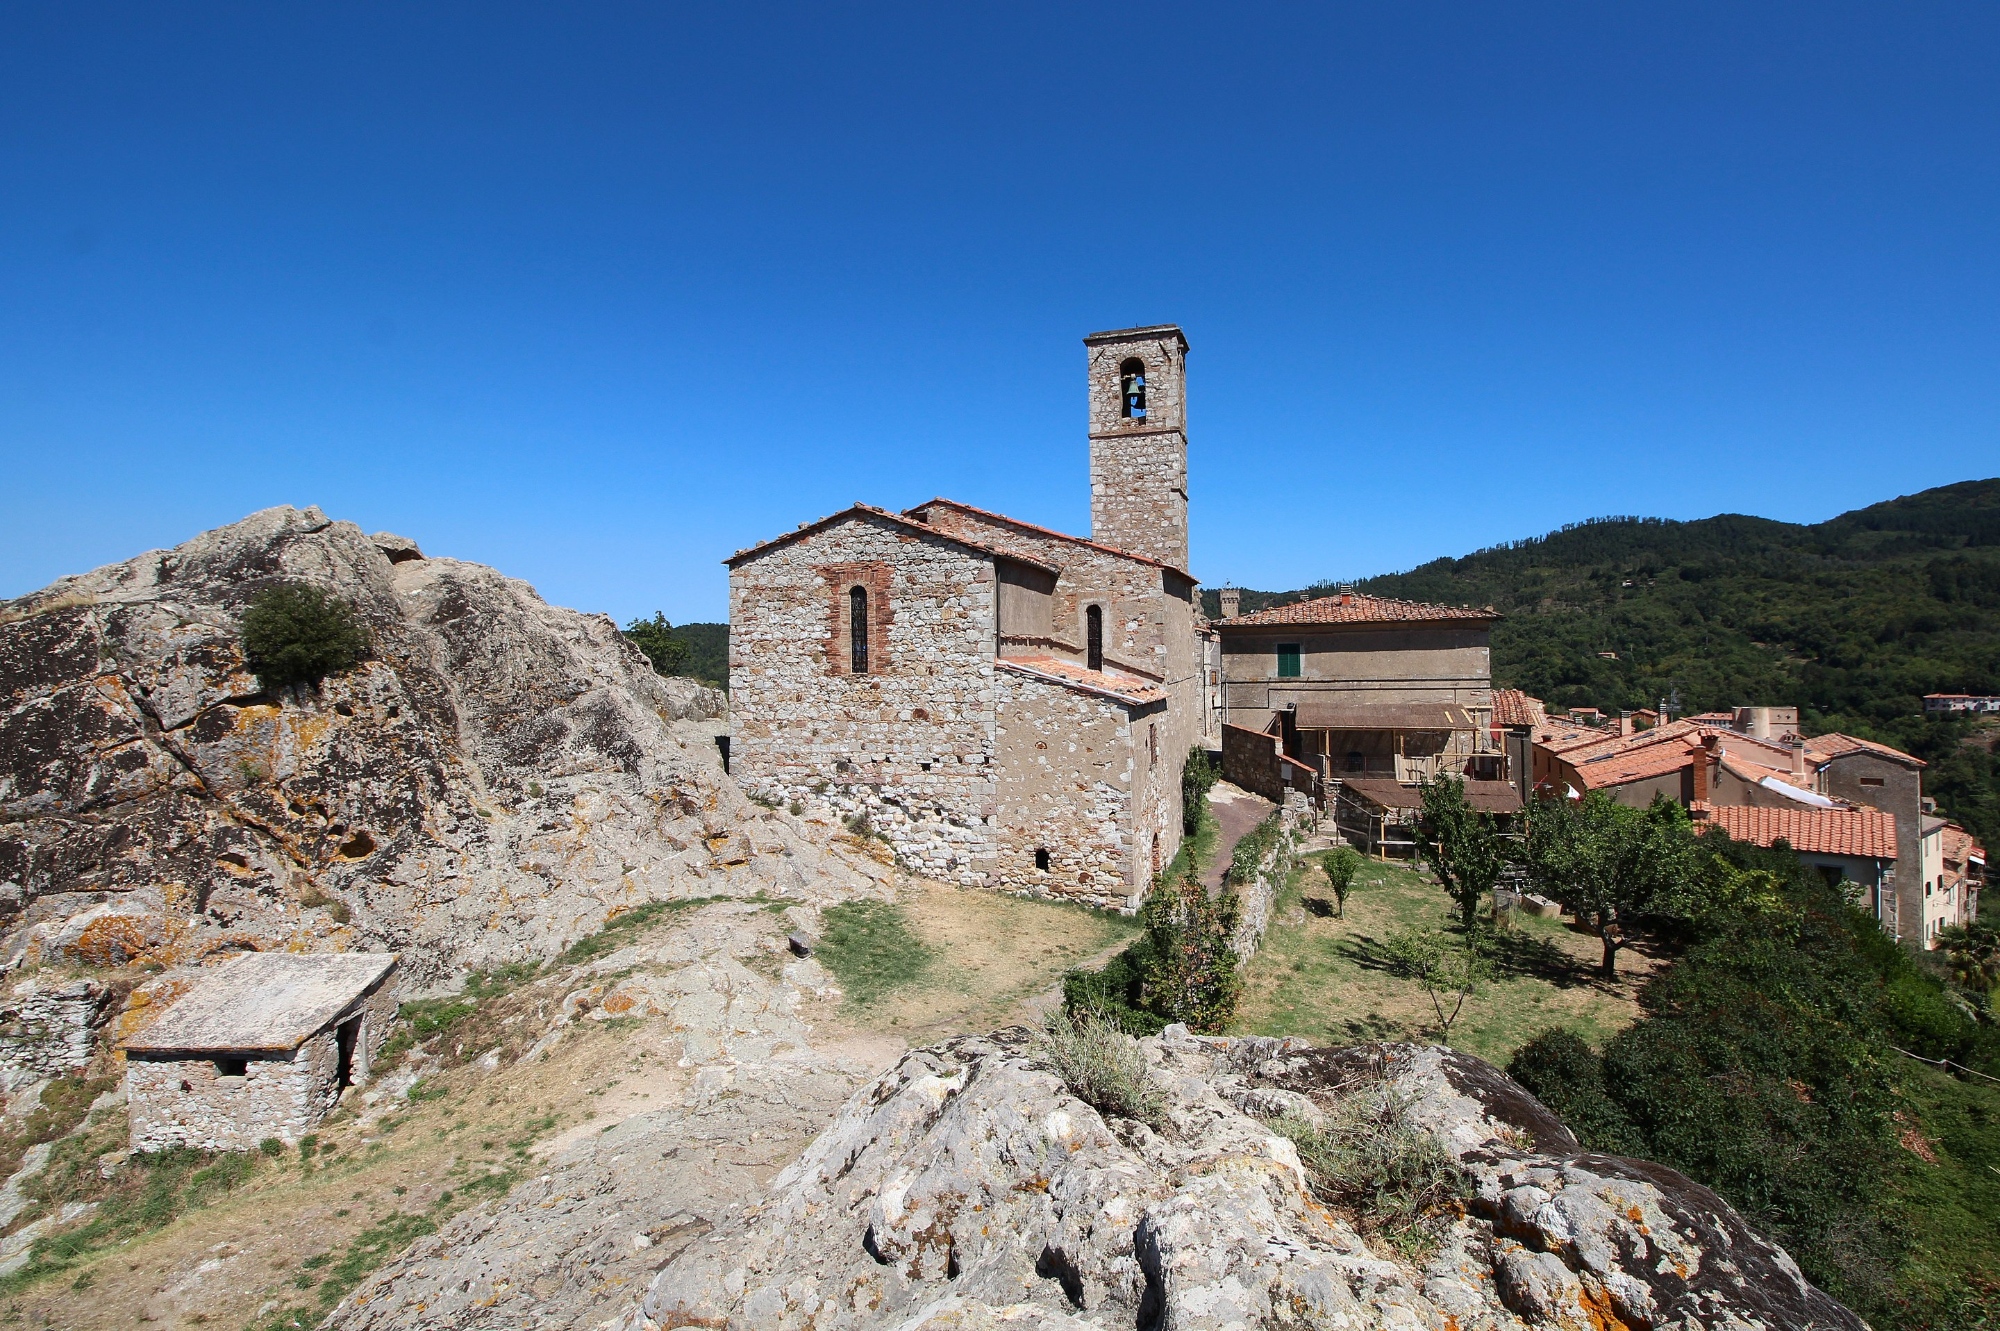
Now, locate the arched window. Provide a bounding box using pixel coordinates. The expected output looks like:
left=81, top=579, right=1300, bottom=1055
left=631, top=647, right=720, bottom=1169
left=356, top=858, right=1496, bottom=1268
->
left=1085, top=605, right=1103, bottom=672
left=849, top=586, right=869, bottom=673
left=1120, top=359, right=1147, bottom=419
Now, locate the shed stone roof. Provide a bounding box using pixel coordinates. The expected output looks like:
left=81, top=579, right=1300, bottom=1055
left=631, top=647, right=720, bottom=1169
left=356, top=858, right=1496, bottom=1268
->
left=1218, top=592, right=1498, bottom=629
left=1695, top=805, right=1897, bottom=860
left=123, top=952, right=398, bottom=1056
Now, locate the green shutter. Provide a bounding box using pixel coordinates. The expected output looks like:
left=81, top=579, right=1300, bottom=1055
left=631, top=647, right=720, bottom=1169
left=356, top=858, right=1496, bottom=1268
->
left=1277, top=643, right=1301, bottom=678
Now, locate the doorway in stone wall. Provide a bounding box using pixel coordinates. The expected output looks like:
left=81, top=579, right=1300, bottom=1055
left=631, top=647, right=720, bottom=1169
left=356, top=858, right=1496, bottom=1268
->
left=335, top=1017, right=361, bottom=1090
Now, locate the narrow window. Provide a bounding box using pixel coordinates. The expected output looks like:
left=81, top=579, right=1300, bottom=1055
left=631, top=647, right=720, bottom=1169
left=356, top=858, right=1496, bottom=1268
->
left=1120, top=358, right=1146, bottom=419
left=1035, top=847, right=1050, bottom=872
left=1086, top=605, right=1104, bottom=672
left=1149, top=722, right=1158, bottom=770
left=1276, top=643, right=1301, bottom=678
left=849, top=586, right=869, bottom=673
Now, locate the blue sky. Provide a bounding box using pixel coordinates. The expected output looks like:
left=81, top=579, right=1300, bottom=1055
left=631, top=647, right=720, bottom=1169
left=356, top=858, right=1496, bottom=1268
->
left=3, top=4, right=1996, bottom=624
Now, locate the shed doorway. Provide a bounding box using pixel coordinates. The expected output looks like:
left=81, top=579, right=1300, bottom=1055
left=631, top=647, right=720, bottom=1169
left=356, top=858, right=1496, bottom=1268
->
left=335, top=1017, right=362, bottom=1090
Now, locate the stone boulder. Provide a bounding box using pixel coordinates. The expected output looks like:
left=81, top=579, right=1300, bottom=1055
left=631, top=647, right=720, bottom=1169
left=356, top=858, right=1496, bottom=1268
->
left=625, top=1030, right=1864, bottom=1331
left=0, top=505, right=867, bottom=985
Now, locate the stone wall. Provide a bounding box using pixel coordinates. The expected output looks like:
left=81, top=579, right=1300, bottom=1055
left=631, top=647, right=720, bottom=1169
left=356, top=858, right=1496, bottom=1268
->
left=729, top=514, right=1002, bottom=886
left=128, top=1027, right=339, bottom=1151
left=1229, top=799, right=1313, bottom=964
left=0, top=977, right=110, bottom=1093
left=990, top=671, right=1172, bottom=908
left=1221, top=623, right=1494, bottom=722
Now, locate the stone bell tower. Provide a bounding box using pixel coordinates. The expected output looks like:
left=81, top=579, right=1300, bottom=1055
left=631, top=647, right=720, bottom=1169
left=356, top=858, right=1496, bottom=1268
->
left=1085, top=324, right=1189, bottom=570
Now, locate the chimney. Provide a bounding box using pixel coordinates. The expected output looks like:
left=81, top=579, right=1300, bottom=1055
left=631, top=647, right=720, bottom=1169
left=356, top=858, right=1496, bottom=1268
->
left=1618, top=710, right=1634, bottom=737
left=1219, top=587, right=1240, bottom=620
left=1789, top=733, right=1806, bottom=781
left=1340, top=592, right=1353, bottom=606
left=1693, top=734, right=1718, bottom=803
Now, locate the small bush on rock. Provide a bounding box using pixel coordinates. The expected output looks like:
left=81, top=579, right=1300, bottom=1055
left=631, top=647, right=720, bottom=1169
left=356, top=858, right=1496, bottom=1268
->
left=1270, top=1083, right=1471, bottom=1256
left=240, top=582, right=369, bottom=690
left=1038, top=1007, right=1167, bottom=1130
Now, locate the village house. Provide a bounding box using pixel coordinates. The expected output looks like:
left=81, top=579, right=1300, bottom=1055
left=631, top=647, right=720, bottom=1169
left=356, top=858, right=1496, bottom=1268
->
left=1524, top=698, right=1983, bottom=948
left=725, top=326, right=1207, bottom=909
left=122, top=952, right=399, bottom=1152
left=1211, top=590, right=1504, bottom=805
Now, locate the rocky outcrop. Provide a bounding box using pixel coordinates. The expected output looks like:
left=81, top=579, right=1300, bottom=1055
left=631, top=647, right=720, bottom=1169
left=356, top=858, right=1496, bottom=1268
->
left=0, top=505, right=873, bottom=984
left=626, top=1030, right=1864, bottom=1331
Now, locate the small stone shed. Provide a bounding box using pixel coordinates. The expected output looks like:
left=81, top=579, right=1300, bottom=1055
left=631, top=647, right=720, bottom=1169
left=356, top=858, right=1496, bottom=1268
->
left=122, top=952, right=399, bottom=1152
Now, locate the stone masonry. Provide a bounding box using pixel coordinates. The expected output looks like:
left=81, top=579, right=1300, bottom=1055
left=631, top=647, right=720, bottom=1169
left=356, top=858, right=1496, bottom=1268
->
left=728, top=326, right=1204, bottom=909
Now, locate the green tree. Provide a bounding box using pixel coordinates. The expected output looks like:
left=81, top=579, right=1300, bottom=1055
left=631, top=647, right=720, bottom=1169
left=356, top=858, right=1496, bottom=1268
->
left=239, top=583, right=369, bottom=690
left=623, top=612, right=690, bottom=677
left=1415, top=776, right=1512, bottom=933
left=1384, top=925, right=1491, bottom=1043
left=1322, top=846, right=1362, bottom=918
left=1522, top=792, right=1711, bottom=979
left=1139, top=871, right=1241, bottom=1032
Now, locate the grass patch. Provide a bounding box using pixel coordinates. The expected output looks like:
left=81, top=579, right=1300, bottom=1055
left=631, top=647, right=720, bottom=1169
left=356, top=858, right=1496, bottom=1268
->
left=1038, top=1007, right=1167, bottom=1130
left=816, top=901, right=934, bottom=1005
left=557, top=897, right=728, bottom=967
left=248, top=1209, right=441, bottom=1330
left=1233, top=852, right=1652, bottom=1063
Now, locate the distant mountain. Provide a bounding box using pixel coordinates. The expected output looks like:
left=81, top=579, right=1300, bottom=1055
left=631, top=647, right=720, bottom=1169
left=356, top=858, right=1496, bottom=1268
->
left=1205, top=479, right=2000, bottom=845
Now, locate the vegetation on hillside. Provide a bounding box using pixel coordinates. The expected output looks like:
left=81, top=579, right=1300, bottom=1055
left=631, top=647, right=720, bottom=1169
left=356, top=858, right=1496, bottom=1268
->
left=1206, top=479, right=2000, bottom=846
left=1507, top=833, right=2000, bottom=1330
left=621, top=615, right=728, bottom=688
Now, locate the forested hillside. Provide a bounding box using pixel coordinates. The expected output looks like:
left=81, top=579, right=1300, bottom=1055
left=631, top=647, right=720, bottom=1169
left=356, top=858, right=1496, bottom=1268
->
left=1205, top=479, right=2000, bottom=844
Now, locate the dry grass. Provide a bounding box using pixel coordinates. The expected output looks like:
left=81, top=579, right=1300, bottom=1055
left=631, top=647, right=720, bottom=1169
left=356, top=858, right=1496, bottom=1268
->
left=1038, top=1007, right=1166, bottom=1129
left=1234, top=854, right=1664, bottom=1064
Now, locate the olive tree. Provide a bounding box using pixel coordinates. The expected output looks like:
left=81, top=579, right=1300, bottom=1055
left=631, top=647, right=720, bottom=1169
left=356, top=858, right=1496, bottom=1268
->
left=1522, top=792, right=1711, bottom=979
left=1415, top=776, right=1512, bottom=934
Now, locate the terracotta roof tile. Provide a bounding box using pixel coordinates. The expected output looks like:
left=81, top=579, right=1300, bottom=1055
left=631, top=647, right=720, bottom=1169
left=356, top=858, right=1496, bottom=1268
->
left=1218, top=592, right=1499, bottom=628
left=1695, top=804, right=1897, bottom=859
left=1805, top=732, right=1926, bottom=769
left=1491, top=688, right=1545, bottom=728
left=995, top=656, right=1165, bottom=707
left=1571, top=738, right=1697, bottom=790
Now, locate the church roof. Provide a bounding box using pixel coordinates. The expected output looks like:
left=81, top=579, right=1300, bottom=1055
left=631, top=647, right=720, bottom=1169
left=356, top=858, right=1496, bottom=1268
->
left=903, top=498, right=1195, bottom=582
left=723, top=504, right=1060, bottom=575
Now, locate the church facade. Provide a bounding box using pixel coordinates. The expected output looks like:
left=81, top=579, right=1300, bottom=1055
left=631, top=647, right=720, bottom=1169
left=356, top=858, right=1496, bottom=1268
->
left=725, top=325, right=1206, bottom=908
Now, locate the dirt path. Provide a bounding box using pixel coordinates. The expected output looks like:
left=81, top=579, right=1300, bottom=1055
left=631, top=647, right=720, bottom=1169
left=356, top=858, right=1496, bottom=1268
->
left=1202, top=782, right=1276, bottom=894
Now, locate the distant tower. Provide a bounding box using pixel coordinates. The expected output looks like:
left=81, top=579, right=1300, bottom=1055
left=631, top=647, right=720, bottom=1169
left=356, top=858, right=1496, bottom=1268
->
left=1085, top=324, right=1189, bottom=569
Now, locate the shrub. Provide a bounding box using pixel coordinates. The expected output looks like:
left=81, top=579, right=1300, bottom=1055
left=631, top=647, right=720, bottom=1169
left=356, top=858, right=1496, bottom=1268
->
left=1181, top=746, right=1219, bottom=835
left=1139, top=872, right=1241, bottom=1032
left=240, top=582, right=369, bottom=689
left=1038, top=1006, right=1167, bottom=1129
left=1506, top=1029, right=1638, bottom=1154
left=1062, top=939, right=1168, bottom=1035
left=1269, top=1081, right=1471, bottom=1255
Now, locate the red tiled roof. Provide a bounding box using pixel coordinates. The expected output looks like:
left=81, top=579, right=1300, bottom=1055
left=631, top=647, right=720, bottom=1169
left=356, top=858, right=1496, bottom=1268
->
left=1695, top=804, right=1897, bottom=859
left=995, top=656, right=1166, bottom=707
left=903, top=498, right=1195, bottom=582
left=1805, top=732, right=1925, bottom=769
left=1570, top=738, right=1697, bottom=790
left=1943, top=823, right=1984, bottom=869
left=725, top=504, right=1061, bottom=573
left=1218, top=592, right=1499, bottom=628
left=1491, top=688, right=1544, bottom=728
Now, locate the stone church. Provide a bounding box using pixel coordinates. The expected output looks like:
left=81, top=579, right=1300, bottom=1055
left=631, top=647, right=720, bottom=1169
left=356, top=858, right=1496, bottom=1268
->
left=726, top=325, right=1206, bottom=908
